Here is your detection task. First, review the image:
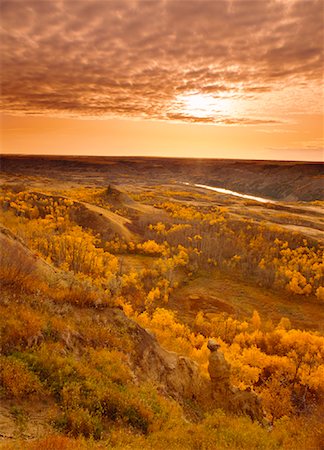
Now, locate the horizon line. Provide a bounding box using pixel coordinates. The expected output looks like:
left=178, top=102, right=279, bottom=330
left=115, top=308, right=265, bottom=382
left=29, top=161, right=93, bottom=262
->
left=1, top=153, right=323, bottom=164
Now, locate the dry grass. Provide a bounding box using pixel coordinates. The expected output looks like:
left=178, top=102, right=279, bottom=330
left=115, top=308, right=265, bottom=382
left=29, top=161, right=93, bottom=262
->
left=169, top=269, right=324, bottom=333
left=0, top=236, right=38, bottom=292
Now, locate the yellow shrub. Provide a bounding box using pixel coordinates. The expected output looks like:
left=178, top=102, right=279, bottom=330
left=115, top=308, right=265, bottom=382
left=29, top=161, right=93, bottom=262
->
left=0, top=356, right=42, bottom=398
left=0, top=305, right=44, bottom=353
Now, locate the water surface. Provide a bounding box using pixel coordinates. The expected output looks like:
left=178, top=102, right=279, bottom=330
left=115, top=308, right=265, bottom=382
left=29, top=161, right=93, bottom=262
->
left=182, top=182, right=276, bottom=204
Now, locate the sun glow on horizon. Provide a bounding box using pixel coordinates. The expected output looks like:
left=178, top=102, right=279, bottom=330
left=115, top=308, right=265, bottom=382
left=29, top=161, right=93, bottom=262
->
left=176, top=92, right=235, bottom=119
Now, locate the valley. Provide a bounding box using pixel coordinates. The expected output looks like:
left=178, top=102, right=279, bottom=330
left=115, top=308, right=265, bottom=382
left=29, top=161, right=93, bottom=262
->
left=0, top=155, right=324, bottom=449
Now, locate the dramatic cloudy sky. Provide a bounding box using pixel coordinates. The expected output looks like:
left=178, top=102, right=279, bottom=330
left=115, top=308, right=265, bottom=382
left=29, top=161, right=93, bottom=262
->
left=1, top=0, right=323, bottom=160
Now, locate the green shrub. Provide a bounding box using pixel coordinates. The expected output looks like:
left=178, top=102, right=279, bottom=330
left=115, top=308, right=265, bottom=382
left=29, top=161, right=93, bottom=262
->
left=55, top=408, right=103, bottom=440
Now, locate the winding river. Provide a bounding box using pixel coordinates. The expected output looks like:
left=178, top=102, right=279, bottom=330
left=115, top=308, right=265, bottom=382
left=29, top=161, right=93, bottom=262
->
left=182, top=182, right=276, bottom=204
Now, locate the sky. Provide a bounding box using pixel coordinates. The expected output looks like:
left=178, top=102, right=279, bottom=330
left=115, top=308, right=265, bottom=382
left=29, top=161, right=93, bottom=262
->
left=1, top=0, right=323, bottom=161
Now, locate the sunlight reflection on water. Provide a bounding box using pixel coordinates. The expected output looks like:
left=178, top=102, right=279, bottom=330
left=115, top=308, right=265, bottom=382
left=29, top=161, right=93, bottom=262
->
left=182, top=182, right=276, bottom=204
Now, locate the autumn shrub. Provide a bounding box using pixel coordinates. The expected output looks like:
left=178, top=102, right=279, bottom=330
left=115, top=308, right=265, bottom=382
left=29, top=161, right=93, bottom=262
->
left=271, top=415, right=324, bottom=450
left=77, top=320, right=129, bottom=350
left=52, top=286, right=103, bottom=308
left=20, top=343, right=82, bottom=399
left=126, top=383, right=183, bottom=434
left=136, top=240, right=167, bottom=256
left=0, top=305, right=44, bottom=354
left=1, top=435, right=95, bottom=450
left=123, top=404, right=150, bottom=433
left=42, top=316, right=73, bottom=343
left=68, top=381, right=154, bottom=434
left=86, top=349, right=132, bottom=385
left=260, top=376, right=293, bottom=423
left=0, top=355, right=43, bottom=398
left=316, top=286, right=324, bottom=301
left=55, top=408, right=103, bottom=440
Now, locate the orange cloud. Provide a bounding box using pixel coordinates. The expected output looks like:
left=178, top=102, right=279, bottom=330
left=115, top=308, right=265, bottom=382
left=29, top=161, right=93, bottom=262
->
left=1, top=0, right=323, bottom=127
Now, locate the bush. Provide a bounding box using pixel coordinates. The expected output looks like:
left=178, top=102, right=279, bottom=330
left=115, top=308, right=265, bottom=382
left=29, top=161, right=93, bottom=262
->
left=20, top=343, right=82, bottom=400
left=55, top=408, right=103, bottom=440
left=0, top=305, right=44, bottom=354
left=52, top=286, right=102, bottom=308
left=0, top=356, right=43, bottom=398
left=2, top=435, right=94, bottom=449
left=123, top=404, right=150, bottom=434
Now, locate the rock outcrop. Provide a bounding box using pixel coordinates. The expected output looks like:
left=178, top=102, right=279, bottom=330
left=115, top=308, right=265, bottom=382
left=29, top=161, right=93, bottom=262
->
left=114, top=310, right=205, bottom=401
left=105, top=312, right=264, bottom=422
left=207, top=339, right=231, bottom=388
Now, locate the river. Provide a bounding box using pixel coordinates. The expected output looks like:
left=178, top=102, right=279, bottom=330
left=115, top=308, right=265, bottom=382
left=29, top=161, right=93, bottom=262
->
left=182, top=182, right=276, bottom=204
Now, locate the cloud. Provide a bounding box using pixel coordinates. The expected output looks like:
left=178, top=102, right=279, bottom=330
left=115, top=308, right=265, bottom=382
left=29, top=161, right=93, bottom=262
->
left=1, top=0, right=323, bottom=124
left=166, top=113, right=280, bottom=126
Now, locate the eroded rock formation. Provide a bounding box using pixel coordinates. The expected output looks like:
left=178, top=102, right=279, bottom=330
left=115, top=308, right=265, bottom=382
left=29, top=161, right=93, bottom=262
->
left=125, top=314, right=204, bottom=400
left=100, top=309, right=263, bottom=422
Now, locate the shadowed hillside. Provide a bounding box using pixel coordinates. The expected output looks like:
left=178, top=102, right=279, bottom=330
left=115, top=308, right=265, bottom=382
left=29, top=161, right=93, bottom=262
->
left=1, top=155, right=323, bottom=201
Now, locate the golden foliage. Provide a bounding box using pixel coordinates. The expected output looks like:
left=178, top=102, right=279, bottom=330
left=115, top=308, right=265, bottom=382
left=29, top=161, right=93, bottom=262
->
left=1, top=185, right=324, bottom=449
left=0, top=356, right=43, bottom=398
